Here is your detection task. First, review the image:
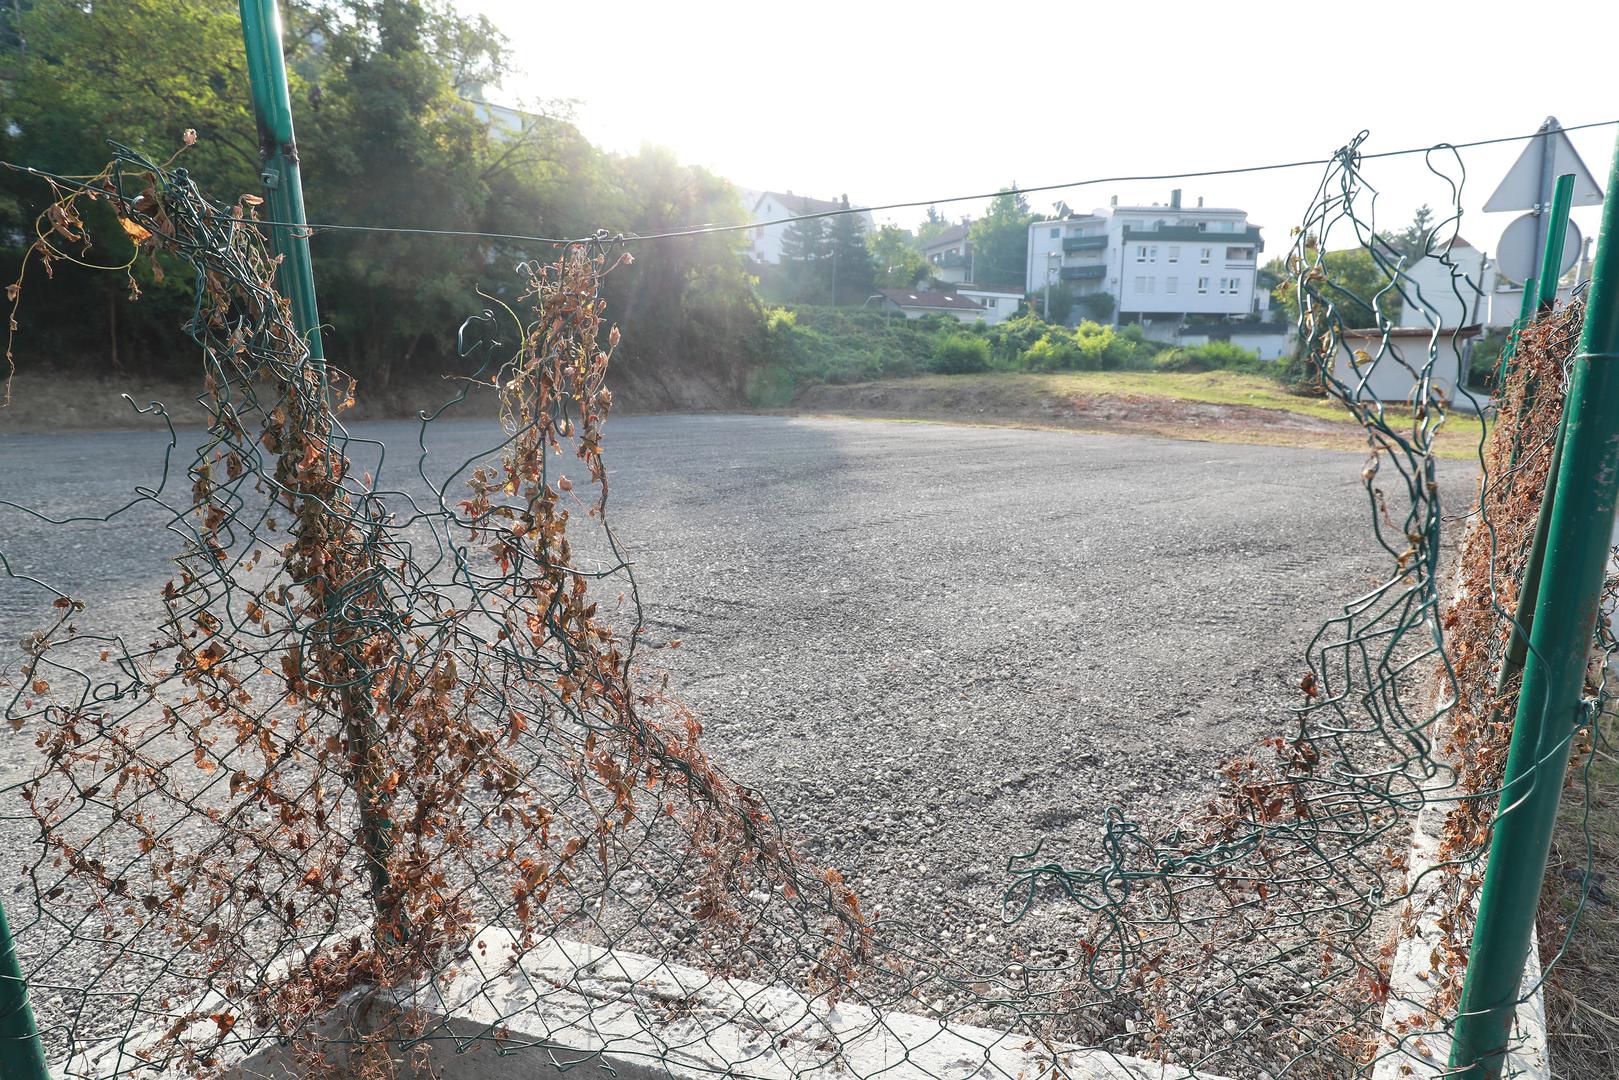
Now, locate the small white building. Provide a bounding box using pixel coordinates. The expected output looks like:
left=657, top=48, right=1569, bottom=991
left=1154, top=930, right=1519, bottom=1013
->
left=1027, top=190, right=1266, bottom=330
left=1397, top=234, right=1585, bottom=329
left=921, top=223, right=972, bottom=284
left=878, top=288, right=987, bottom=324
left=1400, top=236, right=1493, bottom=330
left=1333, top=326, right=1483, bottom=411
left=744, top=191, right=874, bottom=264
left=955, top=283, right=1022, bottom=324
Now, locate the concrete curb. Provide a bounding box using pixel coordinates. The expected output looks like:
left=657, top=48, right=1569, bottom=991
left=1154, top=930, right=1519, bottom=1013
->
left=70, top=930, right=1235, bottom=1080
left=1371, top=800, right=1548, bottom=1079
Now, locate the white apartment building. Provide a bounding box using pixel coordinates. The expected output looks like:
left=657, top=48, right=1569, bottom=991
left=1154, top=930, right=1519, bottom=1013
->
left=743, top=191, right=875, bottom=264
left=1025, top=190, right=1266, bottom=333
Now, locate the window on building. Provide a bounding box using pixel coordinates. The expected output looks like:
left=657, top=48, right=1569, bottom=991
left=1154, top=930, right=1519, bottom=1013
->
left=1050, top=228, right=1061, bottom=238
left=1199, top=247, right=1211, bottom=264
left=1219, top=277, right=1239, bottom=295
left=1148, top=246, right=1159, bottom=263
left=1165, top=277, right=1179, bottom=294
left=1136, top=245, right=1149, bottom=263
left=1134, top=275, right=1147, bottom=292
left=1168, top=246, right=1180, bottom=263
left=1196, top=277, right=1209, bottom=294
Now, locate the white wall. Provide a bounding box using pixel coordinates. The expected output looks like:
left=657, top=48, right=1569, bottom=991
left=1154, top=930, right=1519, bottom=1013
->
left=957, top=289, right=1021, bottom=325
left=1112, top=212, right=1258, bottom=318
left=1400, top=245, right=1491, bottom=330
left=1333, top=334, right=1476, bottom=411
left=1487, top=283, right=1579, bottom=327
left=1177, top=330, right=1292, bottom=361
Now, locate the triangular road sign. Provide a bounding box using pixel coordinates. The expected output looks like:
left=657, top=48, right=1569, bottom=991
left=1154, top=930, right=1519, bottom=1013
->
left=1485, top=116, right=1605, bottom=211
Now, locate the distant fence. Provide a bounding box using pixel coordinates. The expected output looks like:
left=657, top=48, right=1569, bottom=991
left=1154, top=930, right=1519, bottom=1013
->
left=2, top=10, right=1619, bottom=1079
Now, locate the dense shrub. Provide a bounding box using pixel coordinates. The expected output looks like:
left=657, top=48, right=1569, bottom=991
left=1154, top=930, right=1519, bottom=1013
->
left=762, top=306, right=944, bottom=389
left=930, top=333, right=991, bottom=374
left=759, top=304, right=1293, bottom=401
left=1023, top=331, right=1085, bottom=370
left=1013, top=321, right=1161, bottom=371
left=1154, top=340, right=1262, bottom=373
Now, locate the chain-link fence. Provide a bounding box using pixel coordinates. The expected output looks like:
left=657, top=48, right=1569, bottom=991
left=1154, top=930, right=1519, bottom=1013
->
left=2, top=73, right=1618, bottom=1080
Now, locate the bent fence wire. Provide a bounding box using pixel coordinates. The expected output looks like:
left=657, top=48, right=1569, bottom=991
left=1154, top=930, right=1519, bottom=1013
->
left=0, top=135, right=1610, bottom=1080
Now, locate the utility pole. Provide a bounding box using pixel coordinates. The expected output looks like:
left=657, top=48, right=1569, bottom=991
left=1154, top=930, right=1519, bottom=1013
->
left=1044, top=250, right=1060, bottom=321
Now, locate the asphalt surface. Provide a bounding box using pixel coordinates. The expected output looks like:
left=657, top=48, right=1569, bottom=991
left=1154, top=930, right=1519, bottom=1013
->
left=0, top=413, right=1474, bottom=1067
left=0, top=413, right=1470, bottom=909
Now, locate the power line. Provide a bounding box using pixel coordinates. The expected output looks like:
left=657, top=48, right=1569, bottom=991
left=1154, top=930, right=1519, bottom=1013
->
left=7, top=118, right=1616, bottom=248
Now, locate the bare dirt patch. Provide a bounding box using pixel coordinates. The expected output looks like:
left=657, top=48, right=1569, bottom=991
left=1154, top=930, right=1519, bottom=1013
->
left=793, top=376, right=1371, bottom=453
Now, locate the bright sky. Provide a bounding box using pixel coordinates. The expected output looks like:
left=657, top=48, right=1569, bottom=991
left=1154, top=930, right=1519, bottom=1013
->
left=463, top=0, right=1619, bottom=261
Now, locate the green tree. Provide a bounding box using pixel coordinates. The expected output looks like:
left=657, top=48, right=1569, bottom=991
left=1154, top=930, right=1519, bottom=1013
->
left=916, top=204, right=951, bottom=245
left=1383, top=204, right=1436, bottom=261
left=1042, top=284, right=1075, bottom=324
left=1270, top=249, right=1400, bottom=328
left=0, top=0, right=767, bottom=396
left=1075, top=291, right=1114, bottom=323
left=827, top=196, right=875, bottom=304
left=778, top=213, right=831, bottom=304
left=967, top=188, right=1035, bottom=287
left=868, top=224, right=927, bottom=288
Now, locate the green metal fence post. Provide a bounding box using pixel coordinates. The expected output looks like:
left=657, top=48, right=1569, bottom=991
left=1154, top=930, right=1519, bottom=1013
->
left=0, top=897, right=50, bottom=1080
left=1448, top=140, right=1619, bottom=1079
left=238, top=1, right=397, bottom=936
left=239, top=0, right=324, bottom=369
left=1537, top=174, right=1576, bottom=314
left=1493, top=174, right=1580, bottom=695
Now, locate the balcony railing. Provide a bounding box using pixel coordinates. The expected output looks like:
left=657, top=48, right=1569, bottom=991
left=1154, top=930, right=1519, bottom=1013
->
left=1062, top=236, right=1108, bottom=252
left=1060, top=265, right=1106, bottom=281
left=1121, top=225, right=1263, bottom=245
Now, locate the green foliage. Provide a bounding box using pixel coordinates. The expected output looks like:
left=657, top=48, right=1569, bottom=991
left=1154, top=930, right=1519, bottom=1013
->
left=868, top=224, right=927, bottom=289
left=1154, top=340, right=1263, bottom=373
left=930, top=333, right=990, bottom=374
left=828, top=196, right=876, bottom=305
left=761, top=306, right=939, bottom=391
left=1467, top=328, right=1512, bottom=390
left=915, top=205, right=951, bottom=246
left=967, top=188, right=1036, bottom=288
left=1075, top=291, right=1115, bottom=323
left=779, top=213, right=830, bottom=267
left=769, top=197, right=875, bottom=306
left=1270, top=248, right=1400, bottom=329
left=1041, top=284, right=1075, bottom=324
left=1382, top=204, right=1436, bottom=261
left=0, top=0, right=763, bottom=393
left=761, top=304, right=1172, bottom=394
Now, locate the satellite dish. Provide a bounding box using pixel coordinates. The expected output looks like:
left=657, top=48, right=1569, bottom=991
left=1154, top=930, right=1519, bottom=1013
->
left=1495, top=211, right=1581, bottom=285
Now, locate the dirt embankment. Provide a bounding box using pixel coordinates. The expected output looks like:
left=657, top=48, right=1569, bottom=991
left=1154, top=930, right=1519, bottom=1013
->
left=792, top=375, right=1366, bottom=452
left=5, top=366, right=1369, bottom=456
left=0, top=362, right=748, bottom=434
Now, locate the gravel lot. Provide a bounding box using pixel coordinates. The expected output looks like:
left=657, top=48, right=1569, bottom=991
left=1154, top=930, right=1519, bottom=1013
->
left=0, top=412, right=1475, bottom=1068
